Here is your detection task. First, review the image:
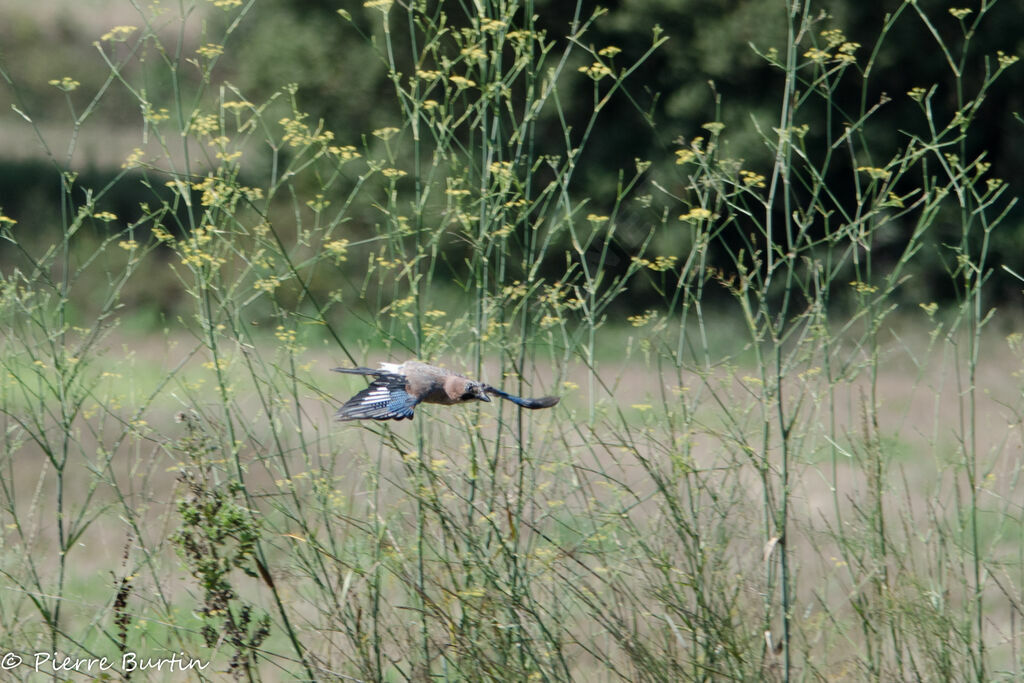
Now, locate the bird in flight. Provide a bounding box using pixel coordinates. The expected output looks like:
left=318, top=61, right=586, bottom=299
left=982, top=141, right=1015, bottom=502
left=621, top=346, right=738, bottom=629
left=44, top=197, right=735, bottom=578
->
left=333, top=361, right=559, bottom=421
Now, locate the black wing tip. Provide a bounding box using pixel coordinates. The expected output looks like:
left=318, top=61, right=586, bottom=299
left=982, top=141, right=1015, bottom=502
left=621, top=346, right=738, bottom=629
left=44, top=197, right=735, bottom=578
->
left=335, top=401, right=416, bottom=421
left=335, top=410, right=414, bottom=422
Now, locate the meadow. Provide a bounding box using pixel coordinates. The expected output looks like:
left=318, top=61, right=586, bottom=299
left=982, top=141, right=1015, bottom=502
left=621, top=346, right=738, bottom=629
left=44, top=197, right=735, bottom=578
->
left=1, top=0, right=1023, bottom=680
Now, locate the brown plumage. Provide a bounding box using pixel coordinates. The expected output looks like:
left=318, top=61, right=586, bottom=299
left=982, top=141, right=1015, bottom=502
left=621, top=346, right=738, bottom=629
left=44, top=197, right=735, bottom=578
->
left=332, top=361, right=559, bottom=421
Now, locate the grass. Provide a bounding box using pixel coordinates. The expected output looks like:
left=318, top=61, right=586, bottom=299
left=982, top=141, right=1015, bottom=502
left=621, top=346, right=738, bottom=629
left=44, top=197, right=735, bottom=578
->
left=1, top=0, right=1024, bottom=680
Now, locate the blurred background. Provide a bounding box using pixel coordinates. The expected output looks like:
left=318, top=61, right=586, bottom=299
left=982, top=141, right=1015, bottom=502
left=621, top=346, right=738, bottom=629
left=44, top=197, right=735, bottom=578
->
left=3, top=0, right=1022, bottom=329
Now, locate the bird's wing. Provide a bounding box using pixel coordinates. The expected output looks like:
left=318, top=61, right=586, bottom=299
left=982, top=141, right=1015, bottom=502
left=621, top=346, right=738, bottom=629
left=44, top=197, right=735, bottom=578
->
left=378, top=361, right=405, bottom=375
left=484, top=386, right=560, bottom=409
left=336, top=375, right=418, bottom=421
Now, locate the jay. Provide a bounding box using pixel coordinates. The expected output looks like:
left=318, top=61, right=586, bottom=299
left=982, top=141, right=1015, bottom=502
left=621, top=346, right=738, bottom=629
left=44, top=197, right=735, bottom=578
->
left=333, top=361, right=559, bottom=421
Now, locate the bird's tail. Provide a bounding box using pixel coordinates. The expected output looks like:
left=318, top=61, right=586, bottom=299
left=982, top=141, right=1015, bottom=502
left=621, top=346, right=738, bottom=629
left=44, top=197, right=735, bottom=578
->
left=331, top=366, right=384, bottom=376
left=484, top=386, right=560, bottom=409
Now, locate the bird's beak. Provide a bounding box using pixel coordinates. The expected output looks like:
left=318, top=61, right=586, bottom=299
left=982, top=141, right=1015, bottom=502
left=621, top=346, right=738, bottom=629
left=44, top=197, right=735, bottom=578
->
left=477, top=388, right=491, bottom=402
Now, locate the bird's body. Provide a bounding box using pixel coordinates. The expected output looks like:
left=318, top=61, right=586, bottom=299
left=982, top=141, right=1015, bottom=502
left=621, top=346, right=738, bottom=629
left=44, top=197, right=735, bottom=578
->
left=333, top=361, right=559, bottom=421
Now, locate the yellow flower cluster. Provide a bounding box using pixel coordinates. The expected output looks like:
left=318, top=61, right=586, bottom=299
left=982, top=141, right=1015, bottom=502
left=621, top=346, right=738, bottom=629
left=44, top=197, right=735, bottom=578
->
left=179, top=226, right=227, bottom=269
left=804, top=30, right=861, bottom=65
left=997, top=50, right=1020, bottom=68
left=189, top=113, right=220, bottom=137
left=372, top=126, right=399, bottom=140
left=100, top=25, right=137, bottom=42
left=479, top=18, right=505, bottom=33
left=48, top=77, right=80, bottom=91
left=578, top=62, right=612, bottom=81
left=849, top=280, right=878, bottom=294
left=122, top=148, right=145, bottom=169
left=803, top=48, right=830, bottom=63
left=632, top=255, right=677, bottom=272
left=492, top=223, right=514, bottom=238
left=675, top=149, right=696, bottom=165
left=489, top=160, right=514, bottom=179
left=835, top=42, right=860, bottom=63
left=383, top=295, right=416, bottom=319
left=627, top=310, right=656, bottom=327
left=538, top=282, right=583, bottom=319
left=740, top=170, right=766, bottom=188
left=501, top=281, right=528, bottom=300
left=306, top=194, right=330, bottom=212
left=253, top=277, right=280, bottom=293
left=449, top=75, right=476, bottom=89
left=857, top=166, right=891, bottom=181
left=192, top=175, right=260, bottom=208
left=325, top=239, right=350, bottom=264
left=329, top=145, right=360, bottom=162
left=274, top=326, right=297, bottom=345
left=679, top=208, right=712, bottom=222
left=820, top=29, right=846, bottom=49
left=196, top=43, right=224, bottom=59
left=143, top=103, right=170, bottom=123
left=506, top=29, right=539, bottom=44
left=280, top=117, right=335, bottom=148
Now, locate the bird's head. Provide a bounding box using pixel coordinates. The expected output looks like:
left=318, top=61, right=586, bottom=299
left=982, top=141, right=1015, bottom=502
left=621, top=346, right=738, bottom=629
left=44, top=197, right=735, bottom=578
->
left=460, top=381, right=491, bottom=403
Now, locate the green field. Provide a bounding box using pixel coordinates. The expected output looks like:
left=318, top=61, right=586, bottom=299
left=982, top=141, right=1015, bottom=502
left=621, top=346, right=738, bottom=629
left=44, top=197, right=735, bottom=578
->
left=2, top=0, right=1024, bottom=680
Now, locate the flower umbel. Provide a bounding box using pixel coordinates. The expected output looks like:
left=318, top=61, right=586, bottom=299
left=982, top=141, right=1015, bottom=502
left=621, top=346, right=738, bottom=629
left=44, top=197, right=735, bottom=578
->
left=48, top=77, right=81, bottom=92
left=101, top=25, right=137, bottom=42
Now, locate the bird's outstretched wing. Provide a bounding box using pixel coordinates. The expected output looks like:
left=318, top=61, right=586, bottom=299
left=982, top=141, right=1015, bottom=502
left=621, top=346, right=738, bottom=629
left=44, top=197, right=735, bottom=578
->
left=335, top=374, right=419, bottom=421
left=484, top=386, right=560, bottom=409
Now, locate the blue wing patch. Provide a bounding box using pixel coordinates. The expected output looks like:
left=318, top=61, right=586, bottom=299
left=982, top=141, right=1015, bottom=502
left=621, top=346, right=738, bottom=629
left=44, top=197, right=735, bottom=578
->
left=336, top=375, right=418, bottom=421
